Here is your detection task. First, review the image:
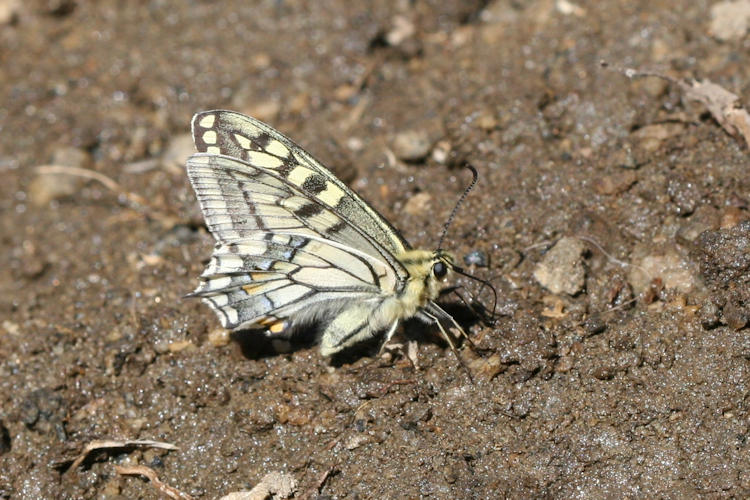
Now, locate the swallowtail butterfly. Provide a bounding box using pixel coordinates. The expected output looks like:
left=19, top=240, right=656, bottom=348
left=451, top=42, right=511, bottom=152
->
left=187, top=110, right=473, bottom=357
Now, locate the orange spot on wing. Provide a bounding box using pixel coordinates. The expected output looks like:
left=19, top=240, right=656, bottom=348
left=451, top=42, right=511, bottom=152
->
left=256, top=316, right=287, bottom=334
left=242, top=283, right=264, bottom=295
left=269, top=321, right=287, bottom=334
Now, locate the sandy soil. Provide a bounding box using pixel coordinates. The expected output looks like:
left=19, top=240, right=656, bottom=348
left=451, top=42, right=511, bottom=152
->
left=1, top=0, right=748, bottom=498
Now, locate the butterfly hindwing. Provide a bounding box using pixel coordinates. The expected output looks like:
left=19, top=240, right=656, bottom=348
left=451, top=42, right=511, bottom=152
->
left=192, top=110, right=410, bottom=259
left=187, top=153, right=399, bottom=333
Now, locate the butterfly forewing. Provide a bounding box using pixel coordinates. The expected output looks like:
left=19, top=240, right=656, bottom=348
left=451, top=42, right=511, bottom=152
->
left=192, top=110, right=409, bottom=260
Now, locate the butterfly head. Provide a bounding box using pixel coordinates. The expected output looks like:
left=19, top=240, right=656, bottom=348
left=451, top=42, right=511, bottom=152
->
left=427, top=250, right=456, bottom=302
left=398, top=249, right=457, bottom=305
left=431, top=250, right=455, bottom=280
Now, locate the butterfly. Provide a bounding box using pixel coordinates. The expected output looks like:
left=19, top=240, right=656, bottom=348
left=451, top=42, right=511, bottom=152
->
left=186, top=110, right=477, bottom=359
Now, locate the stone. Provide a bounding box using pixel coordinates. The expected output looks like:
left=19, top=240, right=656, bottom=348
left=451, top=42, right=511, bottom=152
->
left=533, top=237, right=586, bottom=295
left=392, top=129, right=432, bottom=162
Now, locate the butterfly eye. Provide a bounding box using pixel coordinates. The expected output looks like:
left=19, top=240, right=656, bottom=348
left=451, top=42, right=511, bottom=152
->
left=433, top=261, right=448, bottom=279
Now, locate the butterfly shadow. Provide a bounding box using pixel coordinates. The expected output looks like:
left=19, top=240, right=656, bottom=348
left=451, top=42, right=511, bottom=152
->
left=230, top=301, right=483, bottom=364
left=231, top=323, right=396, bottom=364
left=230, top=324, right=321, bottom=361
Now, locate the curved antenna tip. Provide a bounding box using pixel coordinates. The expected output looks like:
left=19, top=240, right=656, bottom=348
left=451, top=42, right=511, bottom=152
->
left=436, top=163, right=479, bottom=251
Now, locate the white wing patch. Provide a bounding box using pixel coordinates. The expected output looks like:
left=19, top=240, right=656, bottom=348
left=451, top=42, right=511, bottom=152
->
left=233, top=133, right=252, bottom=149
left=198, top=114, right=215, bottom=128
left=265, top=139, right=289, bottom=158
left=246, top=150, right=284, bottom=169
left=202, top=130, right=217, bottom=144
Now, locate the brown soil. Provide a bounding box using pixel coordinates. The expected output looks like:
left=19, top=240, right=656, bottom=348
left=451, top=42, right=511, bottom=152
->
left=1, top=1, right=748, bottom=498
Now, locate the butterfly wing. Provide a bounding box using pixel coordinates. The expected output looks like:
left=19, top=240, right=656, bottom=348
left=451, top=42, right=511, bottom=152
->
left=186, top=153, right=402, bottom=342
left=191, top=110, right=410, bottom=257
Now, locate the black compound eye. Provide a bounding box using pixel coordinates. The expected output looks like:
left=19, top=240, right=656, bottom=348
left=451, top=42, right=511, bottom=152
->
left=433, top=261, right=448, bottom=279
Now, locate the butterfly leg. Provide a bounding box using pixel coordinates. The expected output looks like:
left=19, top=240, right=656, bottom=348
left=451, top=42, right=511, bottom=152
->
left=426, top=301, right=477, bottom=350
left=421, top=310, right=473, bottom=382
left=377, top=320, right=400, bottom=355
left=421, top=311, right=458, bottom=352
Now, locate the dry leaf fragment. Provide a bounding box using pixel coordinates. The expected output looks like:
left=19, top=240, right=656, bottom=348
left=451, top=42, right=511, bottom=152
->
left=607, top=63, right=750, bottom=149
left=678, top=79, right=750, bottom=148
left=219, top=471, right=298, bottom=500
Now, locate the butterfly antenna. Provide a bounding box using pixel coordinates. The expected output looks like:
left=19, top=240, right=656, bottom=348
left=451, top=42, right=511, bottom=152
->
left=436, top=163, right=478, bottom=251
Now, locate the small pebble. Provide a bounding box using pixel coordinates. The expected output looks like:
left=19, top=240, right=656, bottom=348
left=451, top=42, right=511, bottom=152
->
left=593, top=170, right=637, bottom=195
left=473, top=354, right=505, bottom=380
left=627, top=252, right=697, bottom=294
left=476, top=111, right=499, bottom=131
left=208, top=328, right=231, bottom=347
left=345, top=434, right=371, bottom=451
left=29, top=146, right=92, bottom=206
left=392, top=129, right=432, bottom=162
left=167, top=340, right=195, bottom=353
left=592, top=366, right=616, bottom=380
left=385, top=15, right=415, bottom=46
left=0, top=0, right=20, bottom=24
left=698, top=301, right=721, bottom=329
left=723, top=301, right=749, bottom=330
left=463, top=249, right=489, bottom=267
left=631, top=123, right=685, bottom=152
left=28, top=172, right=80, bottom=206
left=533, top=237, right=586, bottom=295
left=431, top=140, right=451, bottom=164
left=709, top=0, right=750, bottom=41
left=720, top=206, right=748, bottom=229
left=583, top=316, right=607, bottom=336
left=403, top=192, right=432, bottom=216
left=219, top=471, right=297, bottom=500
left=556, top=0, right=586, bottom=16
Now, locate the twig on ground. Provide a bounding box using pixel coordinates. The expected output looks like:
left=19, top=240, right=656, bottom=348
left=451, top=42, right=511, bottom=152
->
left=66, top=439, right=178, bottom=472
left=116, top=464, right=195, bottom=500
left=34, top=165, right=149, bottom=206
left=34, top=165, right=178, bottom=225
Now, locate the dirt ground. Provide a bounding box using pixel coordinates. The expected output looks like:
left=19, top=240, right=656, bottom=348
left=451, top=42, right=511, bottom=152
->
left=1, top=0, right=749, bottom=498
